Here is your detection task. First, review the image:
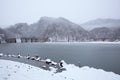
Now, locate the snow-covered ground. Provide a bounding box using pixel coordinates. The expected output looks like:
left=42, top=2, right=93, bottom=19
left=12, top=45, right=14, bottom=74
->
left=0, top=60, right=120, bottom=80
left=44, top=41, right=120, bottom=45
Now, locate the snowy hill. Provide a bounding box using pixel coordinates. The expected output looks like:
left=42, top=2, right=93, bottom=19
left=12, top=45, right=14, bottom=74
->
left=5, top=23, right=30, bottom=38
left=1, top=17, right=120, bottom=41
left=5, top=17, right=89, bottom=41
left=0, top=59, right=120, bottom=80
left=30, top=17, right=89, bottom=41
left=81, top=18, right=120, bottom=30
left=90, top=27, right=114, bottom=40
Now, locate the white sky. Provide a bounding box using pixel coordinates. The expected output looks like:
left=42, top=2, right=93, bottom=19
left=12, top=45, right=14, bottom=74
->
left=0, top=0, right=120, bottom=28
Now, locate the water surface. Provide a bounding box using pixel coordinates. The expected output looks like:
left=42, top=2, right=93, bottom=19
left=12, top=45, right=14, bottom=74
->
left=0, top=42, right=120, bottom=74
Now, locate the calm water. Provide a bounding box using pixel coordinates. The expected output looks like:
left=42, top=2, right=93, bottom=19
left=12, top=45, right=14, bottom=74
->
left=0, top=42, right=120, bottom=74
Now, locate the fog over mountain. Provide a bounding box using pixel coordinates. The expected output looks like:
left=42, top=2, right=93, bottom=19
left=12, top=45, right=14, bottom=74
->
left=29, top=17, right=89, bottom=41
left=0, top=17, right=120, bottom=42
left=3, top=17, right=89, bottom=41
left=81, top=18, right=120, bottom=30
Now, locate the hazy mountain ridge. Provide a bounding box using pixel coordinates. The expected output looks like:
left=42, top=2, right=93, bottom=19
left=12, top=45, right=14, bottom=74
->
left=81, top=18, right=120, bottom=30
left=2, top=17, right=89, bottom=41
left=0, top=17, right=120, bottom=41
left=90, top=27, right=114, bottom=40
left=33, top=17, right=89, bottom=41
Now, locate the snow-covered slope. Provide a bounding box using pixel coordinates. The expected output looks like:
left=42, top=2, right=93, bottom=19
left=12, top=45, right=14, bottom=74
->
left=29, top=17, right=89, bottom=41
left=90, top=27, right=114, bottom=39
left=0, top=59, right=120, bottom=80
left=4, top=17, right=89, bottom=41
left=1, top=17, right=120, bottom=41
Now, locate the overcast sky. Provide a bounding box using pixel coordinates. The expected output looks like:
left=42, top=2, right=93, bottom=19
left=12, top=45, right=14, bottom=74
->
left=0, top=0, right=120, bottom=28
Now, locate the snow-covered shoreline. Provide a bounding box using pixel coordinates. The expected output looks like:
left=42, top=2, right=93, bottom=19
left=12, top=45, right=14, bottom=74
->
left=1, top=41, right=120, bottom=45
left=44, top=41, right=120, bottom=44
left=0, top=59, right=120, bottom=80
left=14, top=41, right=120, bottom=44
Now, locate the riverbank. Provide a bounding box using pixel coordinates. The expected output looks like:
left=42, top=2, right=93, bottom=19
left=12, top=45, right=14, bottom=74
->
left=0, top=53, right=63, bottom=71
left=0, top=59, right=120, bottom=80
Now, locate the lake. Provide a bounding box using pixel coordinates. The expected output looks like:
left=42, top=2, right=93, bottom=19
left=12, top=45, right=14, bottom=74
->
left=0, top=42, right=120, bottom=74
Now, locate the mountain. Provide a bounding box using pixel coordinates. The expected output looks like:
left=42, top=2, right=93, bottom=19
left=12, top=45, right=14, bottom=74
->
left=112, top=27, right=120, bottom=40
left=0, top=28, right=6, bottom=35
left=2, top=17, right=120, bottom=42
left=5, top=23, right=29, bottom=38
left=30, top=17, right=89, bottom=41
left=5, top=17, right=89, bottom=41
left=90, top=27, right=114, bottom=41
left=81, top=18, right=120, bottom=30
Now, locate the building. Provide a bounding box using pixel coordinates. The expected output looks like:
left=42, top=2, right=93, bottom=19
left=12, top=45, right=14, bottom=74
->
left=5, top=38, right=16, bottom=43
